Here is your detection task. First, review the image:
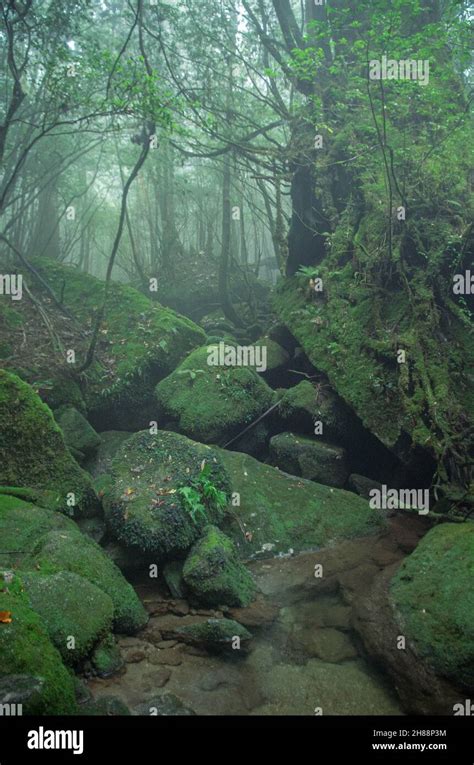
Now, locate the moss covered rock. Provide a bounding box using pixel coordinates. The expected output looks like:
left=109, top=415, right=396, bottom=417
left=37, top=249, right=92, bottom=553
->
left=54, top=405, right=101, bottom=461
left=90, top=634, right=124, bottom=677
left=28, top=529, right=147, bottom=634
left=269, top=432, right=349, bottom=488
left=22, top=571, right=114, bottom=665
left=276, top=380, right=355, bottom=443
left=219, top=448, right=384, bottom=558
left=0, top=575, right=77, bottom=714
left=183, top=525, right=256, bottom=607
left=155, top=346, right=275, bottom=444
left=103, top=430, right=231, bottom=560
left=390, top=523, right=474, bottom=690
left=0, top=494, right=147, bottom=634
left=169, top=617, right=252, bottom=652
left=0, top=371, right=99, bottom=518
left=255, top=337, right=290, bottom=372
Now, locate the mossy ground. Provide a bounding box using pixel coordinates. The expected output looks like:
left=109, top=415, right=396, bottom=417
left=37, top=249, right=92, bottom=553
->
left=0, top=371, right=98, bottom=517
left=0, top=575, right=77, bottom=714
left=104, top=430, right=231, bottom=559
left=390, top=522, right=474, bottom=690
left=155, top=345, right=275, bottom=444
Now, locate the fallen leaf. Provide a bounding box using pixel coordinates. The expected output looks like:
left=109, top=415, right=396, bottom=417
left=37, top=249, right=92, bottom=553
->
left=0, top=611, right=12, bottom=624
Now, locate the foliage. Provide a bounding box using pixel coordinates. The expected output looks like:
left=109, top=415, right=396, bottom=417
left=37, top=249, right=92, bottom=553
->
left=177, top=463, right=227, bottom=525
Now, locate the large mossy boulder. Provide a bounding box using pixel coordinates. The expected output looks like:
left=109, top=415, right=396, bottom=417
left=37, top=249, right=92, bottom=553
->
left=165, top=617, right=252, bottom=652
left=0, top=495, right=147, bottom=634
left=0, top=575, right=77, bottom=714
left=276, top=380, right=354, bottom=443
left=269, top=432, right=349, bottom=488
left=155, top=346, right=275, bottom=444
left=390, top=523, right=474, bottom=690
left=218, top=449, right=384, bottom=558
left=0, top=371, right=98, bottom=518
left=21, top=571, right=114, bottom=665
left=183, top=525, right=256, bottom=608
left=103, top=430, right=231, bottom=560
left=2, top=258, right=206, bottom=429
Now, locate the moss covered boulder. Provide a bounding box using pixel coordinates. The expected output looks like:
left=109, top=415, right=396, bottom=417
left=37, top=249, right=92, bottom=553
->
left=155, top=346, right=275, bottom=444
left=0, top=495, right=147, bottom=634
left=276, top=380, right=355, bottom=443
left=22, top=571, right=114, bottom=666
left=103, top=430, right=231, bottom=560
left=0, top=371, right=99, bottom=518
left=269, top=432, right=349, bottom=488
left=183, top=525, right=256, bottom=608
left=218, top=448, right=384, bottom=558
left=0, top=575, right=77, bottom=714
left=54, top=405, right=101, bottom=462
left=390, top=523, right=474, bottom=690
left=167, top=617, right=252, bottom=652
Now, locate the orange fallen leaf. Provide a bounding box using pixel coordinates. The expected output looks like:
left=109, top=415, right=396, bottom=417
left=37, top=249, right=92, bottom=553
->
left=0, top=611, right=12, bottom=624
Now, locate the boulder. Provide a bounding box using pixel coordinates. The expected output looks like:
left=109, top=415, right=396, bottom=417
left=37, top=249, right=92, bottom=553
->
left=348, top=474, right=383, bottom=500
left=155, top=345, right=275, bottom=444
left=269, top=432, right=349, bottom=487
left=218, top=448, right=384, bottom=558
left=0, top=371, right=99, bottom=518
left=134, top=693, right=196, bottom=716
left=165, top=617, right=252, bottom=652
left=103, top=430, right=231, bottom=560
left=90, top=634, right=124, bottom=677
left=183, top=525, right=256, bottom=608
left=22, top=571, right=114, bottom=665
left=275, top=380, right=354, bottom=443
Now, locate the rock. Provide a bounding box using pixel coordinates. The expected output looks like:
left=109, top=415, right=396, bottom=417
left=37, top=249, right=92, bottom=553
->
left=148, top=648, right=183, bottom=666
left=390, top=523, right=474, bottom=692
left=82, top=696, right=131, bottom=716
left=0, top=675, right=45, bottom=710
left=84, top=430, right=133, bottom=478
left=255, top=337, right=290, bottom=372
left=74, top=678, right=93, bottom=705
left=54, top=405, right=101, bottom=461
left=348, top=474, right=383, bottom=500
left=91, top=634, right=124, bottom=677
left=122, top=648, right=147, bottom=664
left=183, top=525, right=256, bottom=608
left=290, top=627, right=358, bottom=663
left=21, top=571, right=114, bottom=665
left=226, top=597, right=280, bottom=629
left=163, top=560, right=186, bottom=599
left=28, top=528, right=148, bottom=634
left=157, top=640, right=178, bottom=649
left=0, top=576, right=77, bottom=714
left=218, top=449, right=384, bottom=558
left=269, top=432, right=349, bottom=488
left=275, top=380, right=355, bottom=444
left=155, top=345, right=275, bottom=444
left=134, top=693, right=196, bottom=716
left=103, top=430, right=231, bottom=560
left=76, top=516, right=106, bottom=544
left=166, top=617, right=252, bottom=652
left=0, top=371, right=99, bottom=518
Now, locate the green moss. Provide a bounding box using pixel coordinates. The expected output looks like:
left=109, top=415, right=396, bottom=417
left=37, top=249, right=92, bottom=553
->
left=0, top=575, right=77, bottom=714
left=269, top=432, right=349, bottom=487
left=104, top=430, right=231, bottom=560
left=54, top=405, right=101, bottom=456
left=255, top=337, right=289, bottom=371
left=155, top=345, right=275, bottom=444
left=90, top=633, right=123, bottom=677
left=390, top=523, right=474, bottom=690
left=0, top=371, right=99, bottom=518
left=171, top=617, right=252, bottom=651
left=21, top=571, right=114, bottom=665
left=183, top=525, right=256, bottom=607
left=219, top=448, right=384, bottom=558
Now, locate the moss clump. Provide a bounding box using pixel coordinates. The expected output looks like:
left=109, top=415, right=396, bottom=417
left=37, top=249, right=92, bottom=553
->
left=0, top=494, right=73, bottom=566
left=0, top=371, right=98, bottom=518
left=218, top=448, right=384, bottom=558
left=183, top=525, right=256, bottom=608
left=390, top=523, right=474, bottom=690
left=104, top=430, right=231, bottom=560
left=155, top=345, right=275, bottom=444
left=0, top=575, right=77, bottom=714
left=28, top=529, right=148, bottom=635
left=22, top=571, right=114, bottom=666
